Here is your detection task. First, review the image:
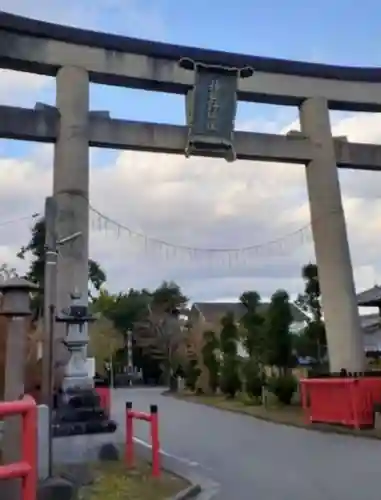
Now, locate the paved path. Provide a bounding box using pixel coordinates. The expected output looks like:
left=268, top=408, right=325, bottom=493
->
left=110, top=387, right=381, bottom=500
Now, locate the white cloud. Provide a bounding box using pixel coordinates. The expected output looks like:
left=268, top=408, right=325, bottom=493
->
left=1, top=109, right=381, bottom=303
left=0, top=70, right=52, bottom=106
left=0, top=0, right=166, bottom=106
left=0, top=15, right=381, bottom=302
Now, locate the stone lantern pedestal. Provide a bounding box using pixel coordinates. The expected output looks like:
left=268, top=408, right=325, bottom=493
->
left=52, top=292, right=117, bottom=437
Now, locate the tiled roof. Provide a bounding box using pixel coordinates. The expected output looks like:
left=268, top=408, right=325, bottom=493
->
left=356, top=286, right=381, bottom=306
left=192, top=301, right=309, bottom=323
left=193, top=302, right=245, bottom=320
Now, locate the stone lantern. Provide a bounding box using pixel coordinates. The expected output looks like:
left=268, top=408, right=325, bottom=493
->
left=0, top=277, right=39, bottom=405
left=0, top=277, right=39, bottom=500
left=56, top=290, right=95, bottom=391
left=53, top=290, right=117, bottom=436
left=0, top=276, right=39, bottom=316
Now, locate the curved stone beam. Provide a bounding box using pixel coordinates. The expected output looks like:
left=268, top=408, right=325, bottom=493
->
left=0, top=12, right=380, bottom=81
left=1, top=13, right=381, bottom=110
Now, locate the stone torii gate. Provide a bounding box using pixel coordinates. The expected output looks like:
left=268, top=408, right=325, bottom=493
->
left=2, top=13, right=381, bottom=373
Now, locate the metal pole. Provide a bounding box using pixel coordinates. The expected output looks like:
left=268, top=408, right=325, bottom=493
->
left=42, top=197, right=58, bottom=406
left=42, top=196, right=58, bottom=479
left=47, top=303, right=56, bottom=477
left=110, top=355, right=114, bottom=388
left=127, top=329, right=133, bottom=385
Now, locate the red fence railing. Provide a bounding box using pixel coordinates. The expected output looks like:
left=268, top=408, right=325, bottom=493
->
left=0, top=396, right=37, bottom=500
left=125, top=401, right=160, bottom=477
left=300, top=377, right=380, bottom=428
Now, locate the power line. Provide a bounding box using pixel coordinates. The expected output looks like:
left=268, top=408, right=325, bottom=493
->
left=0, top=202, right=343, bottom=265
left=0, top=202, right=338, bottom=265
left=0, top=212, right=40, bottom=228
left=88, top=202, right=315, bottom=264
left=89, top=203, right=312, bottom=253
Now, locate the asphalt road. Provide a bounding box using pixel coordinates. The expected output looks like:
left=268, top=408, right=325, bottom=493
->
left=110, top=387, right=381, bottom=500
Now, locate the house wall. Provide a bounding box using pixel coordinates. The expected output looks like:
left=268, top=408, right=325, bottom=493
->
left=185, top=310, right=220, bottom=392
left=364, top=328, right=381, bottom=352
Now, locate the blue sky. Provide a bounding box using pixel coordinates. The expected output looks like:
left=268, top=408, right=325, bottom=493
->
left=71, top=0, right=381, bottom=125
left=152, top=0, right=380, bottom=66
left=2, top=0, right=379, bottom=161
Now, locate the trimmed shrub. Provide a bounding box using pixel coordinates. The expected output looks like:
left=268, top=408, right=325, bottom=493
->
left=220, top=356, right=241, bottom=398
left=243, top=359, right=265, bottom=400
left=185, top=360, right=201, bottom=391
left=267, top=374, right=297, bottom=405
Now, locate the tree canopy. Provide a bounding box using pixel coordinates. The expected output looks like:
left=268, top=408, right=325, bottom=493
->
left=295, top=263, right=327, bottom=362
left=8, top=217, right=331, bottom=386
left=92, top=280, right=188, bottom=385
left=265, top=289, right=294, bottom=371
left=0, top=263, right=18, bottom=281
left=219, top=311, right=241, bottom=397
left=18, top=216, right=107, bottom=314
left=239, top=290, right=265, bottom=360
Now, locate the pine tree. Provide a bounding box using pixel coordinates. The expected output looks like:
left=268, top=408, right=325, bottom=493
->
left=202, top=330, right=220, bottom=393
left=295, top=263, right=326, bottom=362
left=266, top=290, right=294, bottom=372
left=219, top=312, right=241, bottom=398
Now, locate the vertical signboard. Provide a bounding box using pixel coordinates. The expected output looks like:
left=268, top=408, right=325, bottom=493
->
left=181, top=59, right=253, bottom=162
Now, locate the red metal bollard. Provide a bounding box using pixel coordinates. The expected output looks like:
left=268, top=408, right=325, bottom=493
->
left=125, top=402, right=134, bottom=468
left=0, top=395, right=37, bottom=500
left=95, top=386, right=111, bottom=417
left=150, top=405, right=160, bottom=478
left=23, top=396, right=37, bottom=500
left=124, top=401, right=161, bottom=477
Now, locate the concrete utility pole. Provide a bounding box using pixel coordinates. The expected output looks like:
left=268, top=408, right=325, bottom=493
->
left=41, top=196, right=82, bottom=477
left=42, top=196, right=58, bottom=408
left=42, top=196, right=83, bottom=407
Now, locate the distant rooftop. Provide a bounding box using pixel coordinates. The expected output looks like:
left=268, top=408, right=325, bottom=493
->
left=357, top=285, right=381, bottom=307
left=192, top=301, right=309, bottom=323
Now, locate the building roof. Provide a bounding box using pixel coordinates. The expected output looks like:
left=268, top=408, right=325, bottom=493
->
left=360, top=313, right=380, bottom=331
left=192, top=301, right=309, bottom=323
left=356, top=285, right=381, bottom=306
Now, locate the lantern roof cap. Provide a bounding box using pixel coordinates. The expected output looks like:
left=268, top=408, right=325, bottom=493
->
left=0, top=277, right=39, bottom=292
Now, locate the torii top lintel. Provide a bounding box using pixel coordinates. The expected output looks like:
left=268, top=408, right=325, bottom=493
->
left=1, top=12, right=381, bottom=111
left=1, top=12, right=381, bottom=82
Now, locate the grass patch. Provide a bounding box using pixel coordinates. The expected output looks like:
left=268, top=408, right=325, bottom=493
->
left=170, top=391, right=381, bottom=440
left=77, top=458, right=188, bottom=500
left=0, top=447, right=188, bottom=499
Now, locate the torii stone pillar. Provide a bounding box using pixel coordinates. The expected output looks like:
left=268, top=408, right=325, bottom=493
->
left=299, top=96, right=364, bottom=372
left=53, top=66, right=90, bottom=356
